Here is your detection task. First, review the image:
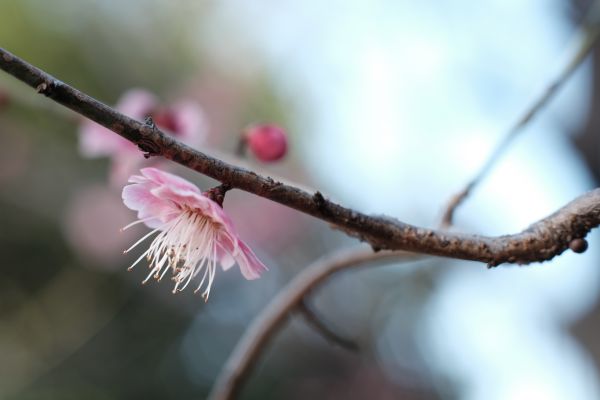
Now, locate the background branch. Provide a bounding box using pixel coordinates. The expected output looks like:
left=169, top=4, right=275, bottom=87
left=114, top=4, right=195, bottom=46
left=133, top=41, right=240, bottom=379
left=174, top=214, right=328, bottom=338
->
left=440, top=24, right=600, bottom=227
left=207, top=248, right=418, bottom=400
left=1, top=48, right=600, bottom=266
left=297, top=298, right=359, bottom=351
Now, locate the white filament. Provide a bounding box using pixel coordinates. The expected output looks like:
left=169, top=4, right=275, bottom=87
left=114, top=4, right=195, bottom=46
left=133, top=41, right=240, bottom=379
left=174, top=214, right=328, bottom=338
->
left=125, top=209, right=221, bottom=300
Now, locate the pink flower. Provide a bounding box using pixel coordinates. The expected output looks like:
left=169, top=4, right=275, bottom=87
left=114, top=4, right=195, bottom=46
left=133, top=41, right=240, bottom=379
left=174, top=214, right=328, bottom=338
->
left=244, top=123, right=288, bottom=162
left=121, top=167, right=267, bottom=300
left=64, top=184, right=142, bottom=269
left=79, top=89, right=206, bottom=184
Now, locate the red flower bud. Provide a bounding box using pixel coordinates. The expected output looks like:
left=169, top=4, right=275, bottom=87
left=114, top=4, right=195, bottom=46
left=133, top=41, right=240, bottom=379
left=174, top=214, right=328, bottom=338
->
left=244, top=124, right=288, bottom=162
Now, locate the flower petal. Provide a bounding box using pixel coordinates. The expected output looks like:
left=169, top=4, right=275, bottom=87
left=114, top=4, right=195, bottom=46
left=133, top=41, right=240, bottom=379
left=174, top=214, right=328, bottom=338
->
left=116, top=89, right=158, bottom=119
left=140, top=168, right=201, bottom=194
left=170, top=100, right=207, bottom=145
left=235, top=241, right=268, bottom=280
left=217, top=243, right=236, bottom=271
left=122, top=181, right=177, bottom=228
left=79, top=120, right=136, bottom=157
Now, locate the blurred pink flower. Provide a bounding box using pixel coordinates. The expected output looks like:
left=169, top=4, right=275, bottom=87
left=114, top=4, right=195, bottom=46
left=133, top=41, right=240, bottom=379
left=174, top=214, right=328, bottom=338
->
left=121, top=167, right=267, bottom=300
left=79, top=88, right=206, bottom=184
left=63, top=185, right=141, bottom=269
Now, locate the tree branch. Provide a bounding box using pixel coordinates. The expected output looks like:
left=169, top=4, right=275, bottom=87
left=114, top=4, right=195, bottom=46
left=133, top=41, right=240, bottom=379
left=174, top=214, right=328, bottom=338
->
left=297, top=297, right=359, bottom=351
left=207, top=248, right=417, bottom=400
left=1, top=47, right=599, bottom=266
left=440, top=25, right=600, bottom=227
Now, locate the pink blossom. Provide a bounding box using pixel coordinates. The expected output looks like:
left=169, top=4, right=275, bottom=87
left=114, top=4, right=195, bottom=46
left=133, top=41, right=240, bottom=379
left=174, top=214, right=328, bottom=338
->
left=244, top=123, right=288, bottom=162
left=79, top=89, right=206, bottom=183
left=121, top=167, right=267, bottom=300
left=64, top=185, right=141, bottom=269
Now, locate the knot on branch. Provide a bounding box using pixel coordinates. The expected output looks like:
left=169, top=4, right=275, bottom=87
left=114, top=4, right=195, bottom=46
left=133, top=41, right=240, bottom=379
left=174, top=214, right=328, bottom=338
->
left=313, top=191, right=331, bottom=217
left=138, top=138, right=161, bottom=158
left=569, top=238, right=588, bottom=254
left=205, top=184, right=232, bottom=207
left=35, top=80, right=54, bottom=96
left=144, top=116, right=156, bottom=129
left=136, top=117, right=162, bottom=158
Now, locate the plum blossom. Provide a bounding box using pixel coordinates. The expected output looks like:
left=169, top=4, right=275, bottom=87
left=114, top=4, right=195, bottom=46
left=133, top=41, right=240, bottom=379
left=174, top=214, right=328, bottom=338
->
left=79, top=88, right=205, bottom=184
left=121, top=167, right=267, bottom=300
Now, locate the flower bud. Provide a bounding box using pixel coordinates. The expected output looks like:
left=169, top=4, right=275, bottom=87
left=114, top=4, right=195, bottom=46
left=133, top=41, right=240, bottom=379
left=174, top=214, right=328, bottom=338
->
left=244, top=124, right=288, bottom=162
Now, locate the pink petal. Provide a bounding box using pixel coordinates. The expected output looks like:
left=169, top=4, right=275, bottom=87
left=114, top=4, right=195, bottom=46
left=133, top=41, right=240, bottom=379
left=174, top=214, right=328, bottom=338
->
left=79, top=120, right=136, bottom=157
left=128, top=174, right=147, bottom=184
left=122, top=182, right=157, bottom=211
left=150, top=184, right=208, bottom=210
left=122, top=181, right=177, bottom=229
left=170, top=100, right=207, bottom=145
left=217, top=241, right=236, bottom=271
left=235, top=241, right=268, bottom=280
left=216, top=229, right=238, bottom=271
left=109, top=154, right=143, bottom=187
left=79, top=88, right=157, bottom=159
left=212, top=208, right=266, bottom=279
left=116, top=89, right=158, bottom=119
left=140, top=168, right=201, bottom=194
left=200, top=201, right=237, bottom=230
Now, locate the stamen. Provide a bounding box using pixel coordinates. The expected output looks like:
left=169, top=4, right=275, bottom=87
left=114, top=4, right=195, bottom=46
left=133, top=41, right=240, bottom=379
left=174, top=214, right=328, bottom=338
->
left=143, top=266, right=160, bottom=284
left=120, top=217, right=155, bottom=232
left=124, top=228, right=160, bottom=253
left=120, top=211, right=179, bottom=232
left=128, top=249, right=151, bottom=271
left=127, top=206, right=226, bottom=299
left=194, top=266, right=210, bottom=294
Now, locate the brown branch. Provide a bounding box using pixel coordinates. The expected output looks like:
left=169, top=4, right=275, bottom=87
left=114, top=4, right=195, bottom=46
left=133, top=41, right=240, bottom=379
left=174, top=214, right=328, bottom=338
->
left=297, top=298, right=359, bottom=351
left=207, top=248, right=417, bottom=400
left=1, top=47, right=599, bottom=266
left=440, top=25, right=600, bottom=227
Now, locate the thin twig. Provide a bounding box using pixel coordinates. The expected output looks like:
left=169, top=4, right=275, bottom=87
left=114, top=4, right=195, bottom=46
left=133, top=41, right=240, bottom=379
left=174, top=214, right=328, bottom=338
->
left=297, top=298, right=359, bottom=351
left=440, top=25, right=600, bottom=227
left=207, top=248, right=417, bottom=400
left=298, top=18, right=600, bottom=382
left=1, top=48, right=600, bottom=265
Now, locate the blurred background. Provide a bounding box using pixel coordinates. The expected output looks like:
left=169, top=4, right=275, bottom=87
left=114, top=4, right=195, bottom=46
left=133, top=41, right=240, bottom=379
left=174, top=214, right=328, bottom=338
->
left=2, top=0, right=600, bottom=399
